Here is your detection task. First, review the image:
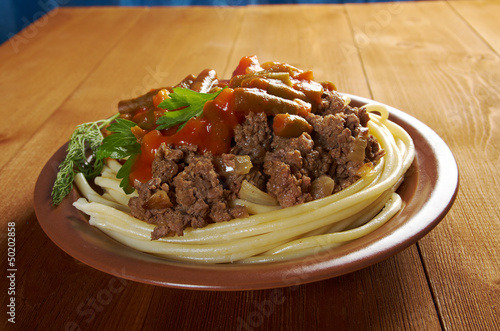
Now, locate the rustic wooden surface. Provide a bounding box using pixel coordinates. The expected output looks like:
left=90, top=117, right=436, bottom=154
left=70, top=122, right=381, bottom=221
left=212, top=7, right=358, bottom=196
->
left=1, top=1, right=499, bottom=330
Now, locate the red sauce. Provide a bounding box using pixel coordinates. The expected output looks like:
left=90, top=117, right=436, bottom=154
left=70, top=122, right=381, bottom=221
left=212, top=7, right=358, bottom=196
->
left=231, top=55, right=262, bottom=77
left=128, top=88, right=242, bottom=184
left=125, top=56, right=326, bottom=186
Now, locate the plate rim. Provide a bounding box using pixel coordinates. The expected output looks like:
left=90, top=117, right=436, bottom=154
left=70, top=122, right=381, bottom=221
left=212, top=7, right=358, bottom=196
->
left=34, top=93, right=459, bottom=291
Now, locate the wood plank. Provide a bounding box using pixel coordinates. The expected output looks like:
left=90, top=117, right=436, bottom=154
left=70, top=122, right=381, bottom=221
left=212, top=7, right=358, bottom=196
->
left=1, top=5, right=440, bottom=330
left=346, top=1, right=500, bottom=330
left=65, top=6, right=247, bottom=120
left=0, top=6, right=243, bottom=330
left=225, top=4, right=372, bottom=97
left=0, top=6, right=245, bottom=226
left=450, top=0, right=500, bottom=54
left=5, top=4, right=485, bottom=329
left=137, top=247, right=440, bottom=331
left=1, top=212, right=157, bottom=331
left=0, top=7, right=147, bottom=171
left=135, top=4, right=440, bottom=330
left=9, top=244, right=431, bottom=330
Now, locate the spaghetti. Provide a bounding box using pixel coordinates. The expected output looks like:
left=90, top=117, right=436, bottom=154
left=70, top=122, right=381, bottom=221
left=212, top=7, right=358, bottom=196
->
left=73, top=103, right=415, bottom=264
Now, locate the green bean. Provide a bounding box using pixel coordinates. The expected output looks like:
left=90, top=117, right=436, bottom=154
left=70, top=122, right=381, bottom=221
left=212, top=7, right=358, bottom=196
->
left=233, top=88, right=304, bottom=116
left=272, top=113, right=313, bottom=138
left=242, top=77, right=308, bottom=102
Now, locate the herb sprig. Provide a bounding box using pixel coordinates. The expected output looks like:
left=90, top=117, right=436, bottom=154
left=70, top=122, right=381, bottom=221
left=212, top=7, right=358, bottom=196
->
left=51, top=115, right=142, bottom=204
left=52, top=87, right=222, bottom=205
left=156, top=87, right=225, bottom=130
left=51, top=114, right=119, bottom=205
left=97, top=118, right=141, bottom=194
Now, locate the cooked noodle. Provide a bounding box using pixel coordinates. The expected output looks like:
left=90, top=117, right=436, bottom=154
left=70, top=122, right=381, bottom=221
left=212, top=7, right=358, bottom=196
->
left=73, top=107, right=415, bottom=264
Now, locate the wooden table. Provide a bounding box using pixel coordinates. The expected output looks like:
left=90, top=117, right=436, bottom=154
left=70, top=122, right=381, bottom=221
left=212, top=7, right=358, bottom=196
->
left=1, top=1, right=499, bottom=330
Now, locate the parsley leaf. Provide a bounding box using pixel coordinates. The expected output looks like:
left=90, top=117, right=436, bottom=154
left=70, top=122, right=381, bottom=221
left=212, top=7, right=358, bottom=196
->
left=96, top=118, right=141, bottom=193
left=96, top=119, right=141, bottom=160
left=116, top=154, right=139, bottom=194
left=156, top=87, right=225, bottom=130
left=53, top=88, right=225, bottom=205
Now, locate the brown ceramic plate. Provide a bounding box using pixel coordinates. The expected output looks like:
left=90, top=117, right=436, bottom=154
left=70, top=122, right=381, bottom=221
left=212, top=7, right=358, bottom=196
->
left=34, top=94, right=459, bottom=291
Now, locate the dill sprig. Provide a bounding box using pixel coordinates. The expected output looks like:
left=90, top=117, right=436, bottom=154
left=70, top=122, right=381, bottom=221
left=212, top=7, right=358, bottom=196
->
left=51, top=114, right=119, bottom=205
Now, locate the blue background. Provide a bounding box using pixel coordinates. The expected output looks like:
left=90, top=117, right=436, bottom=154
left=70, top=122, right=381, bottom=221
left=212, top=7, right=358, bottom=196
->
left=1, top=0, right=412, bottom=45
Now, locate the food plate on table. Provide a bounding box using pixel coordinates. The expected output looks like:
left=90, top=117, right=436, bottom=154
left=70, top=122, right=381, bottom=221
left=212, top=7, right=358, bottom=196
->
left=34, top=91, right=458, bottom=290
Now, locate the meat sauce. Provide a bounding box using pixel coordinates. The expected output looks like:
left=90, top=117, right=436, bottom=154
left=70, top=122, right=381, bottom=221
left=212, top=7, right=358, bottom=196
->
left=128, top=87, right=242, bottom=184
left=124, top=55, right=327, bottom=186
left=119, top=56, right=384, bottom=237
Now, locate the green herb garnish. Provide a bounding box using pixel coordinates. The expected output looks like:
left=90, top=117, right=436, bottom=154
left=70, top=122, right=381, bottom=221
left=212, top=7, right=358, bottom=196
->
left=96, top=119, right=141, bottom=160
left=97, top=118, right=141, bottom=194
left=116, top=154, right=140, bottom=194
left=51, top=114, right=120, bottom=205
left=155, top=87, right=225, bottom=130
left=52, top=115, right=142, bottom=204
left=52, top=87, right=223, bottom=205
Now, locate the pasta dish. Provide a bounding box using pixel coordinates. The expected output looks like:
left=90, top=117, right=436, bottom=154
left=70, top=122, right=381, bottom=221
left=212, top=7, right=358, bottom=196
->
left=53, top=56, right=415, bottom=264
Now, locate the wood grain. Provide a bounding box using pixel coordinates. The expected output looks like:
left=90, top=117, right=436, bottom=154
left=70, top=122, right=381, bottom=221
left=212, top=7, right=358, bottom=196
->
left=346, top=1, right=500, bottom=330
left=0, top=8, right=147, bottom=171
left=225, top=5, right=371, bottom=97
left=1, top=2, right=499, bottom=330
left=451, top=0, right=500, bottom=54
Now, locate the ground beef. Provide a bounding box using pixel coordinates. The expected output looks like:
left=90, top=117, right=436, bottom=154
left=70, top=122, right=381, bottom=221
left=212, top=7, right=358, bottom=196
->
left=261, top=133, right=316, bottom=207
left=317, top=90, right=347, bottom=116
left=172, top=154, right=226, bottom=218
left=306, top=106, right=381, bottom=192
left=231, top=112, right=272, bottom=165
left=129, top=178, right=190, bottom=238
left=152, top=145, right=184, bottom=182
left=365, top=135, right=384, bottom=161
left=129, top=144, right=246, bottom=237
left=302, top=146, right=333, bottom=179
left=348, top=107, right=370, bottom=128
left=263, top=148, right=313, bottom=207
left=226, top=168, right=267, bottom=200
left=270, top=133, right=314, bottom=155
left=127, top=81, right=383, bottom=239
left=317, top=90, right=370, bottom=128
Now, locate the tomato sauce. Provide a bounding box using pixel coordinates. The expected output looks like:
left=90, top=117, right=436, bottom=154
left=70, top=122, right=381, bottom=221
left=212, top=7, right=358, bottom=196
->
left=128, top=87, right=242, bottom=184
left=231, top=55, right=262, bottom=77
left=125, top=56, right=327, bottom=185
